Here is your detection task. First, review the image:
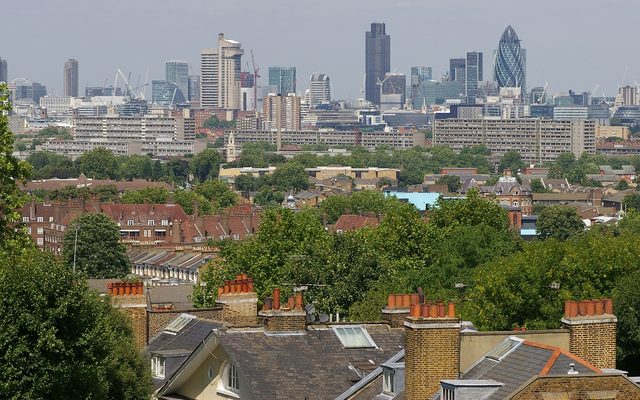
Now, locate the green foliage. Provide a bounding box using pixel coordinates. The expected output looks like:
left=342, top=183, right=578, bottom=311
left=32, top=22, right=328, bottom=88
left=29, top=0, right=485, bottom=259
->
left=498, top=150, right=525, bottom=173
left=203, top=116, right=236, bottom=129
left=529, top=178, right=549, bottom=193
left=269, top=162, right=310, bottom=191
left=436, top=175, right=461, bottom=193
left=235, top=174, right=260, bottom=192
left=121, top=187, right=170, bottom=204
left=614, top=268, right=640, bottom=374
left=174, top=190, right=213, bottom=215
left=190, top=149, right=222, bottom=182
left=0, top=83, right=32, bottom=242
left=194, top=179, right=238, bottom=211
left=75, top=147, right=119, bottom=179
left=36, top=126, right=72, bottom=140
left=254, top=188, right=285, bottom=206
left=428, top=189, right=509, bottom=232
left=624, top=193, right=640, bottom=212
left=37, top=184, right=120, bottom=202
left=27, top=151, right=77, bottom=179
left=319, top=190, right=400, bottom=224
left=537, top=205, right=585, bottom=240
left=616, top=180, right=630, bottom=190
left=117, top=154, right=154, bottom=181
left=0, top=246, right=151, bottom=399
left=62, top=213, right=130, bottom=278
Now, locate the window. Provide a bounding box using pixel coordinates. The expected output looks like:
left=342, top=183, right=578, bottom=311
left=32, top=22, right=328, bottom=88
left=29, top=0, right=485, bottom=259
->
left=37, top=217, right=43, bottom=222
left=49, top=217, right=54, bottom=222
left=37, top=227, right=44, bottom=235
left=164, top=313, right=195, bottom=334
left=442, top=388, right=455, bottom=400
left=226, top=364, right=239, bottom=391
left=151, top=356, right=165, bottom=378
left=127, top=219, right=134, bottom=226
left=22, top=216, right=29, bottom=223
left=383, top=369, right=394, bottom=394
left=28, top=227, right=31, bottom=234
left=332, top=326, right=377, bottom=348
left=37, top=238, right=43, bottom=246
left=161, top=219, right=169, bottom=226
left=148, top=220, right=155, bottom=226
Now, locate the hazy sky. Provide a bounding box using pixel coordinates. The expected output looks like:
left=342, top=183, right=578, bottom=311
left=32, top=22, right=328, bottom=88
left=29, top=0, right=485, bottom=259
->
left=4, top=0, right=639, bottom=99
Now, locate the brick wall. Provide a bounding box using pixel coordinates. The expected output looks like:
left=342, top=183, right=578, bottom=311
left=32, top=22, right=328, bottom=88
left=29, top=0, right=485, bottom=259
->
left=121, top=307, right=147, bottom=350
left=562, top=316, right=617, bottom=369
left=405, top=318, right=460, bottom=400
left=147, top=307, right=223, bottom=342
left=382, top=308, right=410, bottom=328
left=259, top=310, right=306, bottom=332
left=216, top=292, right=258, bottom=327
left=511, top=374, right=640, bottom=399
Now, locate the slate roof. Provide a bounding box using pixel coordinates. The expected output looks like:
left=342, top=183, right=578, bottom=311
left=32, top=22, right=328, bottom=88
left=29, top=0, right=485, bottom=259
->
left=460, top=336, right=601, bottom=400
left=146, top=316, right=222, bottom=390
left=147, top=284, right=195, bottom=310
left=217, top=324, right=404, bottom=400
left=128, top=248, right=215, bottom=272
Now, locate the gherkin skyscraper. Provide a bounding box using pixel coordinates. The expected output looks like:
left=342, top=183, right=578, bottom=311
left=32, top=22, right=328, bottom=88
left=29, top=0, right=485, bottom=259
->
left=494, top=25, right=526, bottom=93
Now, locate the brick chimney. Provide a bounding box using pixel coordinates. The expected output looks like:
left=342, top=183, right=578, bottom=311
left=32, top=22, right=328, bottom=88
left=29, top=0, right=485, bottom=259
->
left=258, top=287, right=306, bottom=333
left=107, top=281, right=147, bottom=349
left=215, top=274, right=258, bottom=326
left=561, top=299, right=616, bottom=369
left=382, top=292, right=419, bottom=328
left=404, top=301, right=460, bottom=400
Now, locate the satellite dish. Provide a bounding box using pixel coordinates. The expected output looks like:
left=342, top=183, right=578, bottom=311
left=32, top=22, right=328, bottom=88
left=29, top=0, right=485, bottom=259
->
left=305, top=304, right=317, bottom=323
left=318, top=313, right=330, bottom=323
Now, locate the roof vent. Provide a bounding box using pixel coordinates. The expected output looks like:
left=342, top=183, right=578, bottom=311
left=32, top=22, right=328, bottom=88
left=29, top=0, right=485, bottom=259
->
left=568, top=363, right=579, bottom=375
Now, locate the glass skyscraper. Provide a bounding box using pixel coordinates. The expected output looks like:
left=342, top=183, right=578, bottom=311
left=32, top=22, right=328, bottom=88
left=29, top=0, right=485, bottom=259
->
left=365, top=22, right=390, bottom=106
left=165, top=61, right=190, bottom=101
left=268, top=67, right=296, bottom=95
left=465, top=52, right=483, bottom=104
left=151, top=80, right=186, bottom=106
left=494, top=25, right=526, bottom=93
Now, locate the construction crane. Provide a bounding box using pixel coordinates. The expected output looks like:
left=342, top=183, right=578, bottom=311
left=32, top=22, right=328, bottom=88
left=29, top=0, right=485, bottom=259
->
left=537, top=82, right=548, bottom=104
left=116, top=68, right=148, bottom=100
left=250, top=49, right=260, bottom=111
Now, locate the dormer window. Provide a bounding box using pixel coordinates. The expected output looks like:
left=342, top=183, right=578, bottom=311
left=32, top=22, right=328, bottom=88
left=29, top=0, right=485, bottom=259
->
left=226, top=364, right=239, bottom=391
left=151, top=355, right=165, bottom=378
left=383, top=368, right=395, bottom=394
left=127, top=219, right=134, bottom=226
left=161, top=219, right=169, bottom=226
left=442, top=387, right=455, bottom=400
left=148, top=220, right=155, bottom=226
left=217, top=362, right=240, bottom=397
left=382, top=363, right=404, bottom=396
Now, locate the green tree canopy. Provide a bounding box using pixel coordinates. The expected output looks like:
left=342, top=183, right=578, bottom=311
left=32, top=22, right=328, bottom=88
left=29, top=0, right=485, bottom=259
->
left=537, top=205, right=584, bottom=240
left=498, top=150, right=526, bottom=173
left=190, top=149, right=223, bottom=182
left=62, top=213, right=130, bottom=278
left=75, top=147, right=119, bottom=179
left=428, top=189, right=510, bottom=232
left=0, top=246, right=151, bottom=399
left=194, top=179, right=238, bottom=211
left=121, top=187, right=170, bottom=204
left=269, top=162, right=310, bottom=191
left=436, top=175, right=462, bottom=193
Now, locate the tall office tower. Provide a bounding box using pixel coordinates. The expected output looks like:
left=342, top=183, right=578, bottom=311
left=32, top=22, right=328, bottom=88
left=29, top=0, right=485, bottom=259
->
left=380, top=72, right=406, bottom=111
left=0, top=58, right=7, bottom=83
left=31, top=82, right=47, bottom=104
left=152, top=80, right=186, bottom=106
left=64, top=59, right=79, bottom=97
left=410, top=66, right=432, bottom=106
left=465, top=52, right=483, bottom=104
left=494, top=25, right=526, bottom=93
left=308, top=73, right=331, bottom=107
left=188, top=75, right=200, bottom=104
left=262, top=93, right=301, bottom=131
left=200, top=33, right=244, bottom=110
left=165, top=61, right=189, bottom=102
left=449, top=58, right=466, bottom=81
left=268, top=67, right=296, bottom=95
left=365, top=22, right=390, bottom=106
left=240, top=71, right=255, bottom=88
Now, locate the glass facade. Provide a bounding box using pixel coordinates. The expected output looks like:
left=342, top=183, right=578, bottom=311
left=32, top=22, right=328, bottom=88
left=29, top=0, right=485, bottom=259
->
left=365, top=22, right=391, bottom=106
left=165, top=61, right=190, bottom=101
left=268, top=67, right=296, bottom=95
left=465, top=52, right=483, bottom=104
left=151, top=80, right=186, bottom=106
left=494, top=25, right=526, bottom=93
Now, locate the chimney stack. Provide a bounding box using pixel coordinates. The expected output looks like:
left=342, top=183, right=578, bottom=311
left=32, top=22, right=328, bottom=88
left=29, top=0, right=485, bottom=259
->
left=382, top=292, right=419, bottom=327
left=259, top=287, right=306, bottom=333
left=215, top=274, right=258, bottom=326
left=404, top=300, right=460, bottom=400
left=561, top=299, right=617, bottom=369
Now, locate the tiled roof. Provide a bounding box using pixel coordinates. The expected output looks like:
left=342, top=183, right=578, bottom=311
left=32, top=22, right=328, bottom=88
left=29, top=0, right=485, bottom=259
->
left=21, top=177, right=172, bottom=193
left=218, top=324, right=404, bottom=400
left=333, top=214, right=381, bottom=232
left=461, top=337, right=601, bottom=400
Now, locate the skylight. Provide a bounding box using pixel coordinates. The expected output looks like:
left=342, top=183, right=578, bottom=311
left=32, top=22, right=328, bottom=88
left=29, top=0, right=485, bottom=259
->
left=485, top=336, right=523, bottom=361
left=333, top=326, right=377, bottom=348
left=164, top=313, right=195, bottom=334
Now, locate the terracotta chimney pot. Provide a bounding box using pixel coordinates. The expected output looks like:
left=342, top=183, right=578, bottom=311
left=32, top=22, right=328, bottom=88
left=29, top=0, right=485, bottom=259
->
left=241, top=280, right=248, bottom=293
left=217, top=287, right=224, bottom=296
left=447, top=302, right=455, bottom=318
left=234, top=280, right=242, bottom=293
left=394, top=294, right=403, bottom=309
left=247, top=278, right=254, bottom=292
left=264, top=297, right=273, bottom=311
left=421, top=304, right=430, bottom=318
left=402, top=294, right=411, bottom=308
left=603, top=299, right=613, bottom=314
left=117, top=282, right=125, bottom=296
left=429, top=304, right=438, bottom=318
left=224, top=281, right=230, bottom=294
left=438, top=303, right=446, bottom=318
left=107, top=283, right=113, bottom=295
left=236, top=274, right=243, bottom=281
left=388, top=294, right=396, bottom=309
left=410, top=294, right=419, bottom=306
left=410, top=303, right=421, bottom=318
left=569, top=300, right=578, bottom=317
left=595, top=300, right=604, bottom=315
left=273, top=288, right=281, bottom=310
left=578, top=300, right=589, bottom=316
left=295, top=292, right=303, bottom=310
left=564, top=301, right=571, bottom=318
left=287, top=296, right=295, bottom=310
left=586, top=300, right=596, bottom=316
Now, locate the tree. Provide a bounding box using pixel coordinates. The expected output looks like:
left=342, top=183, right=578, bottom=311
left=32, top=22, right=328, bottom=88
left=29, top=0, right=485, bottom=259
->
left=254, top=188, right=285, bottom=206
left=118, top=154, right=154, bottom=181
left=75, top=147, right=119, bottom=179
left=234, top=174, right=260, bottom=192
left=428, top=189, right=510, bottom=232
left=436, top=175, right=461, bottom=193
left=614, top=268, right=640, bottom=374
left=616, top=180, right=630, bottom=190
left=270, top=162, right=309, bottom=191
left=203, top=116, right=236, bottom=129
left=498, top=151, right=525, bottom=173
left=537, top=205, right=584, bottom=240
left=121, top=187, right=170, bottom=204
left=190, top=149, right=222, bottom=182
left=0, top=246, right=151, bottom=399
left=624, top=193, right=640, bottom=212
left=0, top=83, right=32, bottom=242
left=174, top=190, right=213, bottom=215
left=529, top=178, right=549, bottom=193
left=62, top=213, right=130, bottom=278
left=194, top=179, right=238, bottom=210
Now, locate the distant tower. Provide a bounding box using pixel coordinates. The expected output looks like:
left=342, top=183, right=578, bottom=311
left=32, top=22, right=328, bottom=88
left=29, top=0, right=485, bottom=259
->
left=165, top=61, right=189, bottom=102
left=365, top=22, right=390, bottom=106
left=268, top=67, right=296, bottom=95
left=200, top=33, right=244, bottom=110
left=308, top=73, right=331, bottom=107
left=0, top=58, right=7, bottom=83
left=494, top=25, right=526, bottom=93
left=465, top=52, right=483, bottom=104
left=226, top=131, right=237, bottom=162
left=64, top=59, right=79, bottom=97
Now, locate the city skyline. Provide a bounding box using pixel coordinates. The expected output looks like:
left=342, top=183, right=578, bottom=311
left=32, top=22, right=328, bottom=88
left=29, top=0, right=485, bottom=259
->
left=3, top=0, right=640, bottom=99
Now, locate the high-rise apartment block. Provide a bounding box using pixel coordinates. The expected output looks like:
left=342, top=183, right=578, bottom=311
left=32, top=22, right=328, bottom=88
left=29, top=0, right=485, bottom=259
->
left=365, top=22, right=390, bottom=106
left=200, top=33, right=244, bottom=110
left=434, top=118, right=595, bottom=163
left=262, top=93, right=301, bottom=131
left=268, top=67, right=296, bottom=95
left=465, top=52, right=483, bottom=104
left=618, top=85, right=637, bottom=106
left=0, top=58, right=7, bottom=83
left=165, top=61, right=189, bottom=102
left=494, top=25, right=526, bottom=93
left=64, top=59, right=79, bottom=97
left=308, top=73, right=331, bottom=107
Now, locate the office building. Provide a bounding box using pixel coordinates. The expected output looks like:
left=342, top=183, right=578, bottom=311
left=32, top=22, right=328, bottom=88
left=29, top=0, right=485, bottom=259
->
left=188, top=75, right=200, bottom=104
left=433, top=118, right=595, bottom=163
left=494, top=25, right=526, bottom=93
left=240, top=72, right=254, bottom=89
left=553, top=105, right=610, bottom=124
left=165, top=61, right=189, bottom=102
left=308, top=73, right=331, bottom=107
left=268, top=67, right=296, bottom=95
left=262, top=93, right=301, bottom=131
left=410, top=66, right=432, bottom=107
left=529, top=86, right=546, bottom=104
left=618, top=85, right=637, bottom=106
left=380, top=73, right=406, bottom=111
left=465, top=52, right=483, bottom=104
left=64, top=59, right=79, bottom=97
left=365, top=22, right=390, bottom=106
left=0, top=58, right=7, bottom=83
left=85, top=86, right=124, bottom=97
left=240, top=88, right=255, bottom=112
left=200, top=33, right=243, bottom=110
left=151, top=80, right=186, bottom=106
left=449, top=58, right=466, bottom=81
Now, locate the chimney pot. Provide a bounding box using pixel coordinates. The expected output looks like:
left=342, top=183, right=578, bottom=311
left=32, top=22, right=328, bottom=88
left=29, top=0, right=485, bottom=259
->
left=287, top=296, right=295, bottom=310
left=394, top=294, right=403, bottom=309
left=247, top=278, right=254, bottom=292
left=241, top=280, right=248, bottom=293
left=264, top=297, right=273, bottom=311
left=421, top=304, right=430, bottom=318
left=429, top=304, right=438, bottom=318
left=236, top=274, right=243, bottom=281
left=447, top=302, right=456, bottom=318
left=217, top=287, right=224, bottom=296
left=410, top=303, right=421, bottom=318
left=564, top=301, right=571, bottom=317
left=569, top=300, right=578, bottom=317
left=234, top=280, right=242, bottom=293
left=295, top=292, right=303, bottom=310
left=595, top=300, right=604, bottom=315
left=107, top=282, right=114, bottom=295
left=388, top=294, right=396, bottom=309
left=273, top=288, right=281, bottom=310
left=603, top=299, right=613, bottom=314
left=578, top=300, right=588, bottom=316
left=586, top=300, right=596, bottom=316
left=410, top=293, right=419, bottom=306
left=438, top=303, right=446, bottom=318
left=402, top=294, right=411, bottom=308
left=224, top=281, right=230, bottom=294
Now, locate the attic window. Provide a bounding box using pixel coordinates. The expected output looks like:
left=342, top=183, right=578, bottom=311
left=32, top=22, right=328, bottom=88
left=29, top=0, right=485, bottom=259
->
left=151, top=356, right=165, bottom=378
left=148, top=220, right=155, bottom=226
left=383, top=368, right=395, bottom=394
left=127, top=219, right=134, bottom=226
left=164, top=313, right=195, bottom=334
left=332, top=326, right=377, bottom=348
left=486, top=337, right=522, bottom=361
left=161, top=219, right=169, bottom=226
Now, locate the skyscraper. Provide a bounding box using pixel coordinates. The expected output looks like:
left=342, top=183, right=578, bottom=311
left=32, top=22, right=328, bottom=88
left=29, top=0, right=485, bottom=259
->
left=0, top=58, right=7, bottom=83
left=268, top=67, right=296, bottom=95
left=262, top=93, right=301, bottom=131
left=449, top=58, right=466, bottom=81
left=308, top=73, right=331, bottom=107
left=494, top=25, right=526, bottom=93
left=151, top=80, right=186, bottom=106
left=165, top=61, right=189, bottom=101
left=64, top=59, right=79, bottom=97
left=188, top=75, right=200, bottom=105
left=365, top=22, right=390, bottom=106
left=380, top=73, right=406, bottom=111
left=465, top=52, right=483, bottom=104
left=200, top=33, right=244, bottom=110
left=410, top=66, right=432, bottom=107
